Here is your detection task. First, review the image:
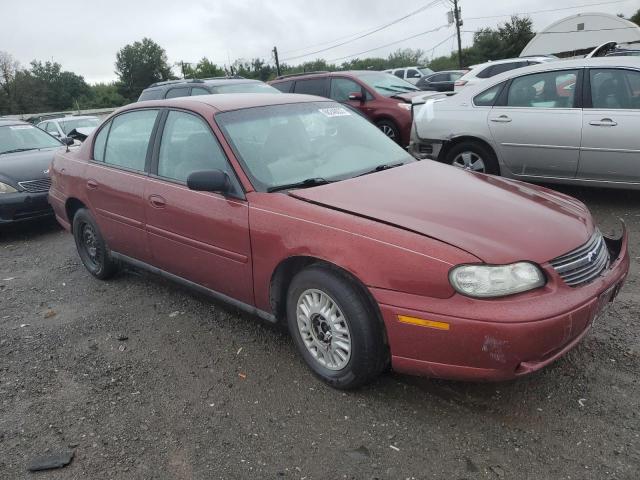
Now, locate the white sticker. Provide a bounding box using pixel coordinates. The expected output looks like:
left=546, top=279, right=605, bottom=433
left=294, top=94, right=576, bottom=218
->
left=318, top=107, right=351, bottom=118
left=9, top=125, right=33, bottom=130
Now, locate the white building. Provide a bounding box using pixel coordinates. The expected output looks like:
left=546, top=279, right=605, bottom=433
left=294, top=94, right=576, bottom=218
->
left=520, top=12, right=640, bottom=58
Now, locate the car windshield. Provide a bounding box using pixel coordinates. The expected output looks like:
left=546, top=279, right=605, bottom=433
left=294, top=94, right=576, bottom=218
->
left=60, top=118, right=100, bottom=134
left=210, top=83, right=281, bottom=94
left=419, top=68, right=434, bottom=75
left=353, top=72, right=420, bottom=95
left=216, top=101, right=414, bottom=191
left=0, top=124, right=62, bottom=156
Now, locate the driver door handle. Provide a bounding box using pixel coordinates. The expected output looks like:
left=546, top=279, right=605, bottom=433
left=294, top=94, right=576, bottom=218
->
left=149, top=194, right=166, bottom=209
left=86, top=179, right=98, bottom=190
left=490, top=115, right=512, bottom=123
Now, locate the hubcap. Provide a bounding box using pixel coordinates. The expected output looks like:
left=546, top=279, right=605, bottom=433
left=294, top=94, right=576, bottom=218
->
left=81, top=223, right=101, bottom=267
left=296, top=289, right=351, bottom=371
left=452, top=151, right=486, bottom=172
left=380, top=124, right=396, bottom=139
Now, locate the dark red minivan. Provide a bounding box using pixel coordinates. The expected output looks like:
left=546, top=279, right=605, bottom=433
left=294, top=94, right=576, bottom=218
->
left=270, top=71, right=426, bottom=146
left=49, top=93, right=629, bottom=389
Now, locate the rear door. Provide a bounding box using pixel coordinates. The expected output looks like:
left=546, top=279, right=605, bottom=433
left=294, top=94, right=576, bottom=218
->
left=85, top=109, right=160, bottom=263
left=293, top=78, right=329, bottom=97
left=144, top=110, right=253, bottom=304
left=578, top=67, right=640, bottom=183
left=488, top=69, right=583, bottom=178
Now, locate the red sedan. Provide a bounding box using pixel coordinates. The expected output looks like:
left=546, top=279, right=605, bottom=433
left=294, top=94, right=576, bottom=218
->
left=48, top=94, right=629, bottom=389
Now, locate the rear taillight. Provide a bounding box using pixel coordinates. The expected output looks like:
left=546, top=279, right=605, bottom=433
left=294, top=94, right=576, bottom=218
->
left=454, top=80, right=467, bottom=87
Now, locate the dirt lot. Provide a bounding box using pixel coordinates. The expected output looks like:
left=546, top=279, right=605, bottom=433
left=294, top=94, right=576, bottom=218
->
left=1, top=184, right=638, bottom=479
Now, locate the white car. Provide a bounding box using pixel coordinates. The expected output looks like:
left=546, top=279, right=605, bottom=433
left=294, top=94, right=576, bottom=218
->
left=383, top=66, right=434, bottom=85
left=410, top=56, right=640, bottom=190
left=37, top=115, right=101, bottom=144
left=454, top=56, right=555, bottom=91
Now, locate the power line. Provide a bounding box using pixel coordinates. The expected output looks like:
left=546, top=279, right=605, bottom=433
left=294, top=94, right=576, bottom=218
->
left=327, top=24, right=451, bottom=62
left=281, top=0, right=443, bottom=61
left=464, top=0, right=630, bottom=21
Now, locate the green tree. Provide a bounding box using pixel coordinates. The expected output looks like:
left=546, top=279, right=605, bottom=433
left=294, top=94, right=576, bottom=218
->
left=115, top=38, right=174, bottom=101
left=80, top=83, right=127, bottom=109
left=386, top=48, right=426, bottom=68
left=30, top=61, right=91, bottom=111
left=630, top=8, right=640, bottom=26
left=497, top=16, right=535, bottom=59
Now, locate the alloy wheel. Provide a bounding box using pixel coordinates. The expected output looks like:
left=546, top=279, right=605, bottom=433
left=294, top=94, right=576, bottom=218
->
left=380, top=124, right=396, bottom=139
left=452, top=151, right=486, bottom=172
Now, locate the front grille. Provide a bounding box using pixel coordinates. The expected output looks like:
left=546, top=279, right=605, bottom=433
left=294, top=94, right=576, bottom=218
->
left=550, top=230, right=610, bottom=287
left=18, top=178, right=51, bottom=193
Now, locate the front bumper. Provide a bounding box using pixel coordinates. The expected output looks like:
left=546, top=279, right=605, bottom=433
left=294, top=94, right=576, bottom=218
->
left=0, top=191, right=53, bottom=225
left=372, top=229, right=629, bottom=382
left=408, top=139, right=443, bottom=160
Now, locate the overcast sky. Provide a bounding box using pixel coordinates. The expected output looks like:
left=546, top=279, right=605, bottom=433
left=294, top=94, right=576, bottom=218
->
left=0, top=0, right=637, bottom=83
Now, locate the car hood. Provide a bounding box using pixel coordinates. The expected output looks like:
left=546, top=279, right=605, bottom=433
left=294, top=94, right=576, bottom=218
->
left=0, top=147, right=59, bottom=186
left=290, top=161, right=593, bottom=264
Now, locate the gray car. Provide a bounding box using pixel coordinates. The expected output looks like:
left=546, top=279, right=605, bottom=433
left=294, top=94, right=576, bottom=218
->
left=410, top=57, right=640, bottom=190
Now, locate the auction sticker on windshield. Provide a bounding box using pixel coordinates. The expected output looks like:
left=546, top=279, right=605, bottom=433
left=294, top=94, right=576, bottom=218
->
left=319, top=107, right=351, bottom=117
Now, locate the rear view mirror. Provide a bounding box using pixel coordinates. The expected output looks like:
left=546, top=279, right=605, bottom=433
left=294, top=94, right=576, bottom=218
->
left=187, top=169, right=229, bottom=193
left=61, top=137, right=75, bottom=146
left=348, top=92, right=364, bottom=102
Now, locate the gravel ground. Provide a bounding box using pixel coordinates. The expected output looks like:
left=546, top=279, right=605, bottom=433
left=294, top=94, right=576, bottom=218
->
left=1, top=184, right=638, bottom=479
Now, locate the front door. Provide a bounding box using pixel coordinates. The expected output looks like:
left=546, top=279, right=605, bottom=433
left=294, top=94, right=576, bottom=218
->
left=144, top=110, right=253, bottom=304
left=578, top=67, right=640, bottom=183
left=85, top=109, right=159, bottom=263
left=488, top=69, right=582, bottom=178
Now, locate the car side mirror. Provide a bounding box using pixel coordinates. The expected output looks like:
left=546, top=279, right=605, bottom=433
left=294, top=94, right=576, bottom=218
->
left=348, top=91, right=364, bottom=102
left=61, top=137, right=75, bottom=146
left=187, top=169, right=230, bottom=194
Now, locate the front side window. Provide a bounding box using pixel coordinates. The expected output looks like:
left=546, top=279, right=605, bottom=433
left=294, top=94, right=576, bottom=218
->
left=407, top=69, right=421, bottom=79
left=138, top=89, right=163, bottom=101
left=393, top=70, right=405, bottom=79
left=157, top=111, right=230, bottom=182
left=104, top=110, right=158, bottom=171
left=507, top=70, right=578, bottom=108
left=293, top=78, right=327, bottom=96
left=590, top=68, right=640, bottom=109
left=429, top=73, right=448, bottom=82
left=473, top=83, right=504, bottom=107
left=216, top=101, right=414, bottom=191
left=272, top=80, right=293, bottom=93
left=329, top=78, right=362, bottom=102
left=45, top=122, right=59, bottom=135
left=165, top=87, right=190, bottom=99
left=0, top=124, right=62, bottom=155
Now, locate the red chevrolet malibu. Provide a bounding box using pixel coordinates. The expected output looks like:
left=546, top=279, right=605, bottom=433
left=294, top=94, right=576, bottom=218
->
left=48, top=94, right=629, bottom=389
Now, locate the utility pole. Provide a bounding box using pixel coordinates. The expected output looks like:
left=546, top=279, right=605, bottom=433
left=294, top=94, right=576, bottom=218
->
left=272, top=46, right=281, bottom=77
left=452, top=0, right=463, bottom=69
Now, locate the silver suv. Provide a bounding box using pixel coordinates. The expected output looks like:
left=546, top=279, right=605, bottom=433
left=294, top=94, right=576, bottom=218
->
left=410, top=57, right=640, bottom=190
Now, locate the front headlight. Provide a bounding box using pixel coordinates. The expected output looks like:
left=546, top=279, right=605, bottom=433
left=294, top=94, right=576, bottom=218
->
left=0, top=182, right=18, bottom=194
left=449, top=262, right=546, bottom=298
left=397, top=102, right=412, bottom=111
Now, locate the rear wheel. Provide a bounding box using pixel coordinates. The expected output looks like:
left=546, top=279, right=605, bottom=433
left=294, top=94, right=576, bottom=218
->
left=72, top=209, right=118, bottom=280
left=286, top=265, right=387, bottom=389
left=376, top=119, right=400, bottom=144
left=445, top=141, right=499, bottom=175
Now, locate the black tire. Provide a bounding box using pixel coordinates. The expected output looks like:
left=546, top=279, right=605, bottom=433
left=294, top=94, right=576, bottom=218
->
left=444, top=140, right=500, bottom=175
left=375, top=119, right=401, bottom=144
left=72, top=208, right=118, bottom=280
left=286, top=265, right=387, bottom=389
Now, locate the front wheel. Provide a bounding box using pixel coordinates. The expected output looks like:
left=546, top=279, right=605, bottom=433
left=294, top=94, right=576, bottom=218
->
left=286, top=265, right=387, bottom=389
left=444, top=141, right=499, bottom=175
left=72, top=209, right=118, bottom=280
left=376, top=119, right=400, bottom=144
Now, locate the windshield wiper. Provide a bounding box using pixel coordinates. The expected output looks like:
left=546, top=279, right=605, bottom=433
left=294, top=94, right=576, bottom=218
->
left=267, top=177, right=333, bottom=193
left=0, top=147, right=37, bottom=155
left=374, top=85, right=408, bottom=93
left=357, top=162, right=405, bottom=177
left=390, top=84, right=420, bottom=92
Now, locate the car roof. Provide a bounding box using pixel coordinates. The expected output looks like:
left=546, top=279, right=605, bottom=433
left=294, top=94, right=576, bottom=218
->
left=0, top=119, right=30, bottom=127
left=144, top=78, right=263, bottom=91
left=272, top=70, right=399, bottom=82
left=455, top=56, right=640, bottom=98
left=468, top=56, right=553, bottom=69
left=47, top=115, right=99, bottom=122
left=131, top=93, right=332, bottom=113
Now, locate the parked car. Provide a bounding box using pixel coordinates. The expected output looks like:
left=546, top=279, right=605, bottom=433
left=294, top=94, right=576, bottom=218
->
left=383, top=66, right=434, bottom=85
left=415, top=70, right=467, bottom=92
left=454, top=56, right=555, bottom=91
left=0, top=119, right=70, bottom=225
left=270, top=71, right=424, bottom=145
left=138, top=77, right=280, bottom=101
left=49, top=93, right=629, bottom=388
left=37, top=115, right=101, bottom=144
left=410, top=57, right=640, bottom=190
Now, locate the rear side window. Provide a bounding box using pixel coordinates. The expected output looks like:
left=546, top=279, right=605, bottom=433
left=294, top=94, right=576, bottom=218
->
left=293, top=78, right=327, bottom=96
left=138, top=89, right=163, bottom=101
left=476, top=66, right=494, bottom=79
left=474, top=83, right=504, bottom=106
left=92, top=122, right=110, bottom=161
left=490, top=61, right=528, bottom=77
left=590, top=68, right=640, bottom=109
left=157, top=111, right=230, bottom=182
left=104, top=110, right=158, bottom=171
left=272, top=80, right=293, bottom=93
left=165, top=87, right=190, bottom=99
left=393, top=70, right=404, bottom=79
left=429, top=73, right=448, bottom=82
